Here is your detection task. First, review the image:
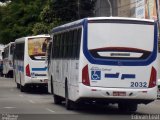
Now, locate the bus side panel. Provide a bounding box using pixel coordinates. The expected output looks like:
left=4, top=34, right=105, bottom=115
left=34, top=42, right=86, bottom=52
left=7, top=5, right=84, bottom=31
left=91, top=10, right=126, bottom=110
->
left=69, top=60, right=80, bottom=101
left=60, top=60, right=68, bottom=97
left=14, top=39, right=25, bottom=86
left=52, top=60, right=59, bottom=95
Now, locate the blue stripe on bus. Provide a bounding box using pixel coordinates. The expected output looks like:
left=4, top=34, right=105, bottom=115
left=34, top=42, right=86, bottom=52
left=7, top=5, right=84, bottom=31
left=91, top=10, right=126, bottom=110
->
left=18, top=66, right=24, bottom=72
left=32, top=67, right=47, bottom=71
left=121, top=74, right=136, bottom=80
left=105, top=73, right=119, bottom=78
left=83, top=19, right=158, bottom=66
left=51, top=21, right=84, bottom=33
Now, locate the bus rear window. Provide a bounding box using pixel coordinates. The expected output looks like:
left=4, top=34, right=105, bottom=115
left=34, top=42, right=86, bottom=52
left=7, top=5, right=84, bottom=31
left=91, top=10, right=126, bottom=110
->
left=28, top=37, right=50, bottom=60
left=87, top=22, right=154, bottom=61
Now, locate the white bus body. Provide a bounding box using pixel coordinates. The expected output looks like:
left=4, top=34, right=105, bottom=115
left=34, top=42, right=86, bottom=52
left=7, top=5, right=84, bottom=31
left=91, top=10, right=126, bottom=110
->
left=3, top=42, right=14, bottom=77
left=14, top=35, right=50, bottom=92
left=0, top=44, right=4, bottom=76
left=48, top=17, right=158, bottom=111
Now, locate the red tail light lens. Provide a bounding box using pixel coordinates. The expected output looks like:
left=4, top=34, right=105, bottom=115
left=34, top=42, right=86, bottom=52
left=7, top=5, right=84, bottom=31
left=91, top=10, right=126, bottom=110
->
left=149, top=67, right=157, bottom=88
left=82, top=65, right=90, bottom=86
left=26, top=64, right=31, bottom=77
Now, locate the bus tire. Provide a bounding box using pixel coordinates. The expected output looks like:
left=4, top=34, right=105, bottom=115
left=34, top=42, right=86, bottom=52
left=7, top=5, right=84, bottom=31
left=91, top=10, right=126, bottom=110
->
left=118, top=103, right=137, bottom=112
left=5, top=74, right=8, bottom=78
left=118, top=103, right=127, bottom=112
left=65, top=82, right=75, bottom=110
left=20, top=84, right=25, bottom=92
left=52, top=78, right=62, bottom=104
left=53, top=94, right=62, bottom=104
left=20, top=77, right=25, bottom=92
left=17, top=83, right=20, bottom=89
left=128, top=104, right=137, bottom=112
left=51, top=78, right=53, bottom=94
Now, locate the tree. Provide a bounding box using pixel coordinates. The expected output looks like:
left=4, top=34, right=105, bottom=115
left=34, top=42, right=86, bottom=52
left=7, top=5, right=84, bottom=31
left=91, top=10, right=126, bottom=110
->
left=0, top=0, right=48, bottom=44
left=0, top=0, right=8, bottom=2
left=0, top=0, right=96, bottom=44
left=49, top=0, right=95, bottom=23
left=79, top=0, right=95, bottom=18
left=32, top=0, right=62, bottom=35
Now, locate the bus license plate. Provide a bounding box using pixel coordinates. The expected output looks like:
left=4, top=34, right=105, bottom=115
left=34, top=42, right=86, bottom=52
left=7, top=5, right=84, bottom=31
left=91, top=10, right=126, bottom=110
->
left=113, top=91, right=126, bottom=96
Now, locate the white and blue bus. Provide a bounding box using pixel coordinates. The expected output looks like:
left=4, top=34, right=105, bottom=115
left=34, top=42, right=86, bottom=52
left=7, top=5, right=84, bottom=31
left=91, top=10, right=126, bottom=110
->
left=48, top=17, right=158, bottom=111
left=3, top=42, right=15, bottom=78
left=0, top=44, right=5, bottom=76
left=14, top=35, right=50, bottom=92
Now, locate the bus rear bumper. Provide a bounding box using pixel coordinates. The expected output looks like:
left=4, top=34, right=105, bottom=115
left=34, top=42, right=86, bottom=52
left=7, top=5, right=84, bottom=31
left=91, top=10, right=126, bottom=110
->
left=78, top=84, right=157, bottom=104
left=24, top=78, right=48, bottom=85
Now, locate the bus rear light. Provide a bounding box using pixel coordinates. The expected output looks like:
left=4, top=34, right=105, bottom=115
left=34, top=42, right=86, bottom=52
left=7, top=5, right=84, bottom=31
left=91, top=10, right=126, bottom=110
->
left=26, top=64, right=31, bottom=77
left=148, top=67, right=157, bottom=88
left=82, top=65, right=90, bottom=86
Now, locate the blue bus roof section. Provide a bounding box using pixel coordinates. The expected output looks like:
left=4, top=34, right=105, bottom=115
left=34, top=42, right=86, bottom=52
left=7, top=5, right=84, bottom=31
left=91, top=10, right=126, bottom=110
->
left=50, top=17, right=155, bottom=34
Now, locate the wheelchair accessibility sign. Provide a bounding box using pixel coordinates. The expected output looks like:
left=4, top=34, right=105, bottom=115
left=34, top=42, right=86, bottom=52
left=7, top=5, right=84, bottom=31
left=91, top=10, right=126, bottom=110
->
left=91, top=70, right=101, bottom=80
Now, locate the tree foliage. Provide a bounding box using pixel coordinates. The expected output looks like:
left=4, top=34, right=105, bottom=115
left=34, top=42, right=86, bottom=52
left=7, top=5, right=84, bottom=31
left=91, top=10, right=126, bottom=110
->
left=0, top=0, right=95, bottom=44
left=50, top=0, right=95, bottom=23
left=0, top=0, right=49, bottom=44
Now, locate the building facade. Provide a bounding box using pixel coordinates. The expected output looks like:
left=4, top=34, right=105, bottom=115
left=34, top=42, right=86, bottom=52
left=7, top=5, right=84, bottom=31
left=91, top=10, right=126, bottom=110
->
left=94, top=0, right=159, bottom=20
left=94, top=0, right=118, bottom=17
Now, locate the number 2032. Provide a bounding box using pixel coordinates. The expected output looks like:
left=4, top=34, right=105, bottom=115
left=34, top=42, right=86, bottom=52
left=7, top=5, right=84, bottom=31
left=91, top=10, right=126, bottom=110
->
left=130, top=82, right=147, bottom=88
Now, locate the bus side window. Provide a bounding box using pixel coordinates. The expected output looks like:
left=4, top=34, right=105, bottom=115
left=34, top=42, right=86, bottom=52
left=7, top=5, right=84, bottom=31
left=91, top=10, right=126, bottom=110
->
left=66, top=32, right=70, bottom=58
left=72, top=29, right=77, bottom=59
left=55, top=35, right=58, bottom=58
left=70, top=30, right=74, bottom=59
left=15, top=43, right=24, bottom=60
left=61, top=33, right=64, bottom=59
left=48, top=42, right=52, bottom=65
left=52, top=35, right=56, bottom=59
left=76, top=28, right=82, bottom=59
left=2, top=52, right=4, bottom=59
left=63, top=32, right=66, bottom=58
left=59, top=34, right=63, bottom=59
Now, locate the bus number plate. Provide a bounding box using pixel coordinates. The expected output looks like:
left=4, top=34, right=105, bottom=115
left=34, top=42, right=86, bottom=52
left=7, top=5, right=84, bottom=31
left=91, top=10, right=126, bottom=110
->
left=113, top=91, right=126, bottom=96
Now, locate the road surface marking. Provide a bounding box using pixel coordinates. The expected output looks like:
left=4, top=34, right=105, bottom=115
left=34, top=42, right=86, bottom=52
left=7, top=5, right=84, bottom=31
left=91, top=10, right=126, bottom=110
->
left=3, top=107, right=16, bottom=109
left=46, top=108, right=55, bottom=113
left=19, top=95, right=23, bottom=97
left=29, top=100, right=35, bottom=104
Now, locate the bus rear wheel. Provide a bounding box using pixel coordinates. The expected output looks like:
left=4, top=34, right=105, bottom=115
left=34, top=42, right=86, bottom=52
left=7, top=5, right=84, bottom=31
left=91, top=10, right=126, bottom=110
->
left=17, top=83, right=20, bottom=89
left=65, top=83, right=76, bottom=110
left=20, top=84, right=26, bottom=92
left=53, top=94, right=62, bottom=104
left=118, top=103, right=137, bottom=112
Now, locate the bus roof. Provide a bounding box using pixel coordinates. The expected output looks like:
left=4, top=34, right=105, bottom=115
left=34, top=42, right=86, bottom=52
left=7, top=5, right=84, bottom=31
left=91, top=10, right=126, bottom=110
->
left=4, top=42, right=15, bottom=48
left=15, top=34, right=50, bottom=43
left=50, top=17, right=155, bottom=33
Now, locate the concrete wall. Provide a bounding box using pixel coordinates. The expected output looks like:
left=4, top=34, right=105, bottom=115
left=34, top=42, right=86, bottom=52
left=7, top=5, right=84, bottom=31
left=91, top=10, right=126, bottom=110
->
left=117, top=0, right=136, bottom=17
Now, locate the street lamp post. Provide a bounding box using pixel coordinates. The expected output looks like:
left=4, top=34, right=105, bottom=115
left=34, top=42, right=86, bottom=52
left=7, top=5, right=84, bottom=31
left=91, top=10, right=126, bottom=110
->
left=107, top=0, right=112, bottom=16
left=77, top=0, right=80, bottom=19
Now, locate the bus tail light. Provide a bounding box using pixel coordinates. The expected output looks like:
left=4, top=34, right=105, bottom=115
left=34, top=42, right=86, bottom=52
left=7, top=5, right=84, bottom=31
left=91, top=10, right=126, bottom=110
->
left=82, top=65, right=90, bottom=86
left=26, top=64, right=31, bottom=77
left=148, top=67, right=157, bottom=88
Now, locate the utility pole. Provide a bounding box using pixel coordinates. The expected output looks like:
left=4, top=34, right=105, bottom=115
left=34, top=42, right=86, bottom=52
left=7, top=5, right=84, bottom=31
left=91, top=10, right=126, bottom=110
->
left=107, top=0, right=112, bottom=16
left=77, top=0, right=80, bottom=19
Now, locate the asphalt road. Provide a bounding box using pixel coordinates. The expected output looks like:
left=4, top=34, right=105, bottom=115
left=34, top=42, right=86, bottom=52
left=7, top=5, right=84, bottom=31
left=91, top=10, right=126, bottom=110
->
left=0, top=77, right=160, bottom=120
